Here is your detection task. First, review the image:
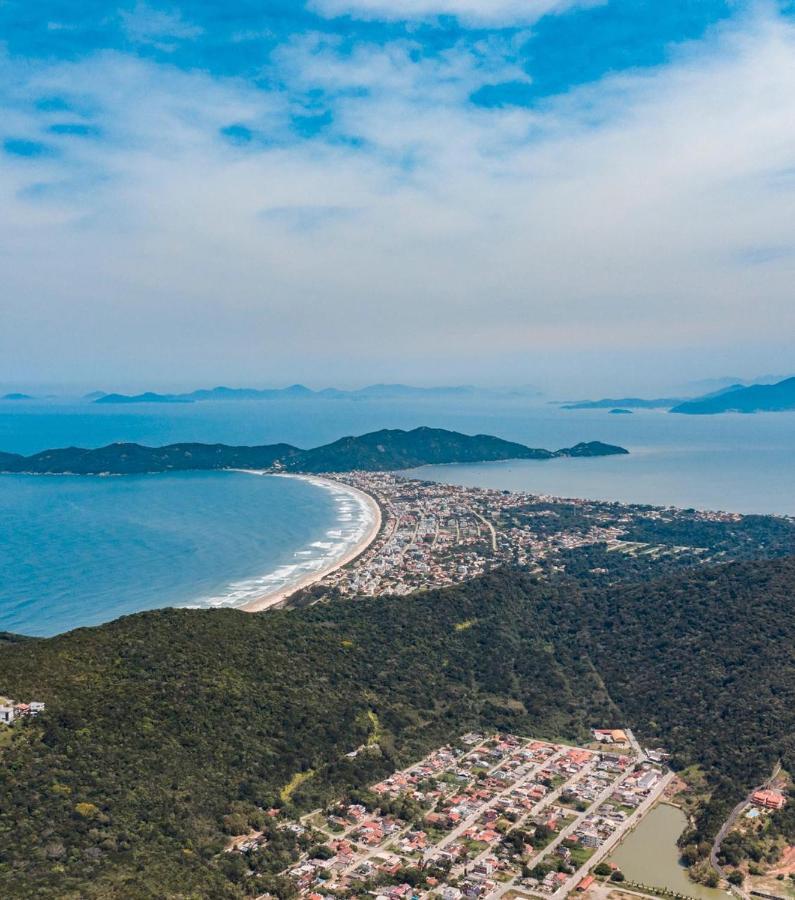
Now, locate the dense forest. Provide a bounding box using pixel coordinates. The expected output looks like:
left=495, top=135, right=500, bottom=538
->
left=0, top=557, right=793, bottom=898
left=0, top=427, right=626, bottom=475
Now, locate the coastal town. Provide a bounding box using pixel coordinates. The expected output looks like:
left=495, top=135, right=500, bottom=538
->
left=308, top=472, right=761, bottom=601
left=235, top=731, right=674, bottom=900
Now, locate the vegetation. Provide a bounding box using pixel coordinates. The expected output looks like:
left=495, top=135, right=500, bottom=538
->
left=0, top=555, right=793, bottom=896
left=0, top=427, right=628, bottom=475
left=671, top=376, right=795, bottom=414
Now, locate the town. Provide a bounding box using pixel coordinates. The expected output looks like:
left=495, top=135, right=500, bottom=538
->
left=312, top=473, right=761, bottom=600
left=234, top=731, right=674, bottom=900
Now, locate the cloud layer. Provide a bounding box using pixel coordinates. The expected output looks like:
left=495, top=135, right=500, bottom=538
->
left=1, top=3, right=794, bottom=391
left=310, top=0, right=597, bottom=26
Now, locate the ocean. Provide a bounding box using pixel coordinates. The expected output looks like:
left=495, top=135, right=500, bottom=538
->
left=0, top=470, right=371, bottom=637
left=1, top=395, right=793, bottom=636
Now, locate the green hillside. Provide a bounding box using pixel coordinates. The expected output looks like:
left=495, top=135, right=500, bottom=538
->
left=0, top=558, right=793, bottom=897
left=671, top=375, right=795, bottom=414
left=0, top=427, right=627, bottom=475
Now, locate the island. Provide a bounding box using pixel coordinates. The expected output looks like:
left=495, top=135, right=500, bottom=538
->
left=92, top=384, right=480, bottom=403
left=0, top=427, right=628, bottom=475
left=609, top=408, right=633, bottom=415
left=560, top=397, right=681, bottom=410
left=670, top=375, right=795, bottom=414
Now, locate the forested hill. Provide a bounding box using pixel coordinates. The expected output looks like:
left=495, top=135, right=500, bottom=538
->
left=0, top=557, right=793, bottom=898
left=671, top=375, right=795, bottom=414
left=0, top=427, right=627, bottom=475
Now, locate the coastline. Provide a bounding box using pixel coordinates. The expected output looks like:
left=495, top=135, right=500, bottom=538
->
left=239, top=473, right=382, bottom=613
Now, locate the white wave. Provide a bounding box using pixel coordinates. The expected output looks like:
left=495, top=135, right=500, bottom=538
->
left=193, top=473, right=378, bottom=610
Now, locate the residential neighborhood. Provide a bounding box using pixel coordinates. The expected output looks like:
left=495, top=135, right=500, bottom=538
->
left=235, top=732, right=671, bottom=900
left=309, top=472, right=753, bottom=601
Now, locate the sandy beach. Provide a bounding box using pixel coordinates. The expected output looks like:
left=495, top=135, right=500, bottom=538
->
left=240, top=473, right=382, bottom=613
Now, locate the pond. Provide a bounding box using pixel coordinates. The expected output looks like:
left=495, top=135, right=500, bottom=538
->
left=608, top=803, right=728, bottom=899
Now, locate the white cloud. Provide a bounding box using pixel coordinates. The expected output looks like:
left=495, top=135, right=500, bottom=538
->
left=119, top=3, right=203, bottom=49
left=309, top=0, right=599, bottom=27
left=2, top=11, right=795, bottom=389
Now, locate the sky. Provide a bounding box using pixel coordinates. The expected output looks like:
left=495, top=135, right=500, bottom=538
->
left=1, top=0, right=795, bottom=394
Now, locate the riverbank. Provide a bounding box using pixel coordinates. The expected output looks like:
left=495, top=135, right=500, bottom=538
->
left=240, top=474, right=382, bottom=613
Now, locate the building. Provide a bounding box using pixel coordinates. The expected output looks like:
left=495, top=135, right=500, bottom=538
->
left=592, top=729, right=628, bottom=745
left=0, top=698, right=45, bottom=724
left=577, top=875, right=595, bottom=891
left=752, top=789, right=787, bottom=810
left=577, top=829, right=601, bottom=848
left=0, top=698, right=14, bottom=725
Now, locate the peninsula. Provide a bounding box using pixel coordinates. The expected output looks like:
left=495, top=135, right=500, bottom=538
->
left=0, top=427, right=628, bottom=475
left=671, top=375, right=795, bottom=414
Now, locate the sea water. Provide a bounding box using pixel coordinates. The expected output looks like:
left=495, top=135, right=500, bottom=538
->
left=1, top=395, right=793, bottom=636
left=0, top=470, right=371, bottom=637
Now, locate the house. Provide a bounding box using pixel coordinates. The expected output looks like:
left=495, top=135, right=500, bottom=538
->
left=752, top=789, right=787, bottom=810
left=566, top=749, right=592, bottom=766
left=637, top=770, right=660, bottom=791
left=577, top=875, right=595, bottom=891
left=0, top=698, right=15, bottom=725
left=577, top=829, right=601, bottom=848
left=592, top=729, right=628, bottom=745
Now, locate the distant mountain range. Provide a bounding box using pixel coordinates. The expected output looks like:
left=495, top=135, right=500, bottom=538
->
left=671, top=376, right=795, bottom=414
left=560, top=397, right=681, bottom=410
left=562, top=374, right=795, bottom=415
left=0, top=427, right=627, bottom=475
left=93, top=384, right=482, bottom=404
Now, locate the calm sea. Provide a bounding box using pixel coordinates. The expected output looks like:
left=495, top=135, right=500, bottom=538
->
left=1, top=396, right=793, bottom=635
left=0, top=470, right=368, bottom=637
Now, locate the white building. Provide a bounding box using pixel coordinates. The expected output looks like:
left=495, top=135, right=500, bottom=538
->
left=0, top=698, right=15, bottom=725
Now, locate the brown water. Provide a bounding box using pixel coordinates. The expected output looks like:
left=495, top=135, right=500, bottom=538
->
left=609, top=803, right=728, bottom=899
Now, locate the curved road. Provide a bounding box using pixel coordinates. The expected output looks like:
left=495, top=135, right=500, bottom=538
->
left=710, top=762, right=782, bottom=898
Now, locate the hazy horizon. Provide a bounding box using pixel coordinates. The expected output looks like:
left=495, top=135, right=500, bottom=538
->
left=2, top=0, right=795, bottom=391
left=2, top=370, right=794, bottom=400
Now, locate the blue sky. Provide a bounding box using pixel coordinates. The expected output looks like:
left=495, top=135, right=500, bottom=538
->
left=2, top=0, right=794, bottom=392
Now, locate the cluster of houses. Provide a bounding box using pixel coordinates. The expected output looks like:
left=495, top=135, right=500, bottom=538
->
left=0, top=695, right=44, bottom=724
left=250, top=731, right=667, bottom=900
left=324, top=474, right=659, bottom=600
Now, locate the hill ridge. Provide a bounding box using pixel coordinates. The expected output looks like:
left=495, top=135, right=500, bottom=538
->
left=0, top=427, right=628, bottom=475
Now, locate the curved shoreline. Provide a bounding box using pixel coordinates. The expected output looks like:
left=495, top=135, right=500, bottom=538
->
left=239, top=473, right=382, bottom=613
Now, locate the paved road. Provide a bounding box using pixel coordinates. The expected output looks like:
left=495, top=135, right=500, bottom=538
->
left=474, top=512, right=498, bottom=552
left=551, top=770, right=674, bottom=898
left=436, top=748, right=568, bottom=852
left=625, top=728, right=646, bottom=763
left=455, top=758, right=598, bottom=878
left=487, top=766, right=673, bottom=900
left=489, top=760, right=634, bottom=900
left=709, top=761, right=781, bottom=899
